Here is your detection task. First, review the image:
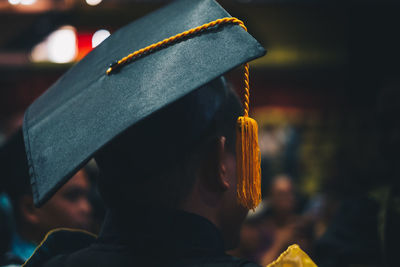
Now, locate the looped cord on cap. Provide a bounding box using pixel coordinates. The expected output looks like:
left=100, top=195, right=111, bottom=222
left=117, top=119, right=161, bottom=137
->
left=106, top=18, right=246, bottom=73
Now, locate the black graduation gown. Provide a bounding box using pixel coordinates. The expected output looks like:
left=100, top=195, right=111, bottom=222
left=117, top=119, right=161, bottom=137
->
left=24, top=210, right=260, bottom=267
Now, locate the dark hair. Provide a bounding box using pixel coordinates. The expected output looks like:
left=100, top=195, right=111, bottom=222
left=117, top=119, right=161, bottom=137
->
left=95, top=77, right=242, bottom=210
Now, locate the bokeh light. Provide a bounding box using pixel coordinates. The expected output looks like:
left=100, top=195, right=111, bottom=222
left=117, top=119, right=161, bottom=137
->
left=20, top=0, right=36, bottom=5
left=8, top=0, right=20, bottom=5
left=31, top=26, right=77, bottom=64
left=92, top=29, right=110, bottom=48
left=86, top=0, right=102, bottom=6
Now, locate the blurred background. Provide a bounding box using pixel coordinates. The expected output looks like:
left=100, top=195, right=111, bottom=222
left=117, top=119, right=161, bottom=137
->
left=0, top=0, right=399, bottom=266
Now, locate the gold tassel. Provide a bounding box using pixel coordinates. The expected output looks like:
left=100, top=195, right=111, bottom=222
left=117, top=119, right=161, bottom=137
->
left=236, top=64, right=261, bottom=210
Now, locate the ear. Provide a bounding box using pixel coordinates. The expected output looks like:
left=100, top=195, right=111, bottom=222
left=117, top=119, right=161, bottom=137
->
left=19, top=195, right=40, bottom=225
left=199, top=136, right=230, bottom=192
left=217, top=136, right=230, bottom=191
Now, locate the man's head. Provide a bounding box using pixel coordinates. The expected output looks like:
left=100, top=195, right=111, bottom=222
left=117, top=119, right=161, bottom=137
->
left=95, top=77, right=247, bottom=248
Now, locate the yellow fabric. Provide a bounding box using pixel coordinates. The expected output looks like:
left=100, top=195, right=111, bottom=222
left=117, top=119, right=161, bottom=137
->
left=266, top=244, right=317, bottom=267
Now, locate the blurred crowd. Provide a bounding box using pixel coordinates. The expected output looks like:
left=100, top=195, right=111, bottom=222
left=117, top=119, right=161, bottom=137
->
left=1, top=82, right=400, bottom=267
left=229, top=85, right=400, bottom=267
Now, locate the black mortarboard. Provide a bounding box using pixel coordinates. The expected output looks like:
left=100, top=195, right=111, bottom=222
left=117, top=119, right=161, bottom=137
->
left=23, top=0, right=266, bottom=207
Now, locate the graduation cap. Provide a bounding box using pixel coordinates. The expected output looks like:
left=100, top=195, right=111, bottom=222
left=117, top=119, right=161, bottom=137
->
left=23, top=0, right=266, bottom=208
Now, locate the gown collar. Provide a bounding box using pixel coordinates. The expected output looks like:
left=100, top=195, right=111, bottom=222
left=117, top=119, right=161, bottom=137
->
left=97, top=208, right=226, bottom=256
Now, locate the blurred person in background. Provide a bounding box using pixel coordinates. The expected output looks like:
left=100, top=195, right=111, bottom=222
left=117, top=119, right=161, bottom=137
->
left=258, top=175, right=298, bottom=265
left=0, top=130, right=92, bottom=265
left=229, top=174, right=314, bottom=266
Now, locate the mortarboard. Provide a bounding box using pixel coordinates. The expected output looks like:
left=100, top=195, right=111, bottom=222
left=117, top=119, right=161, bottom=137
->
left=22, top=0, right=266, bottom=208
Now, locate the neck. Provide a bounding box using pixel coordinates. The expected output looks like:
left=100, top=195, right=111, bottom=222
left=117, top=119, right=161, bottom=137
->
left=99, top=207, right=226, bottom=255
left=180, top=188, right=222, bottom=233
left=180, top=204, right=220, bottom=230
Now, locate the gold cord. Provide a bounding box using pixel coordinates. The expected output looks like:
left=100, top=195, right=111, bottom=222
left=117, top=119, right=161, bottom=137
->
left=106, top=17, right=247, bottom=75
